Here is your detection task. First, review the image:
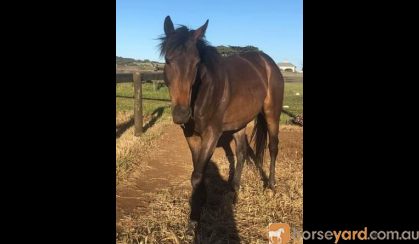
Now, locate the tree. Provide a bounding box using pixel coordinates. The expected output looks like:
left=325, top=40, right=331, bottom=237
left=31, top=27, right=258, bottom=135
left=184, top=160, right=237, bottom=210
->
left=216, top=45, right=261, bottom=57
left=116, top=56, right=137, bottom=65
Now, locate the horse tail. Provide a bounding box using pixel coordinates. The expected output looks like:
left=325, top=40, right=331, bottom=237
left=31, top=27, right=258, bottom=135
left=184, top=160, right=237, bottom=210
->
left=250, top=113, right=268, bottom=166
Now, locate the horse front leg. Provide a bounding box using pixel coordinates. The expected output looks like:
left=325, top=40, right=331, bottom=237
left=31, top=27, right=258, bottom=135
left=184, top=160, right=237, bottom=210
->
left=183, top=128, right=201, bottom=169
left=191, top=127, right=221, bottom=191
left=183, top=124, right=205, bottom=234
left=189, top=127, right=221, bottom=222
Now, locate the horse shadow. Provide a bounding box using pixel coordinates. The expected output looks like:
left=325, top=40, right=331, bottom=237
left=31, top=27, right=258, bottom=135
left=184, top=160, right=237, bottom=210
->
left=189, top=132, right=270, bottom=243
left=190, top=161, right=241, bottom=243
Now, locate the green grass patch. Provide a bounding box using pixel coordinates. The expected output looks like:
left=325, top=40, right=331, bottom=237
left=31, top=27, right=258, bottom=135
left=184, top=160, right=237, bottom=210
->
left=116, top=83, right=171, bottom=118
left=280, top=82, right=303, bottom=124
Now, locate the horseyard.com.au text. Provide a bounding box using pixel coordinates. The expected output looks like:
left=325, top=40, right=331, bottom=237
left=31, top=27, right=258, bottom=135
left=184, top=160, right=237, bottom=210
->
left=298, top=227, right=418, bottom=243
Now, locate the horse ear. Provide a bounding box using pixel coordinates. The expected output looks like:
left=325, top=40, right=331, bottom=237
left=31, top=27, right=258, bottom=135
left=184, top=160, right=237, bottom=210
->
left=164, top=16, right=175, bottom=36
left=193, top=19, right=209, bottom=41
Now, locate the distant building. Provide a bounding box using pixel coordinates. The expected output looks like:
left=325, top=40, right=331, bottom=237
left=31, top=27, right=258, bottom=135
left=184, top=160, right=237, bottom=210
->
left=277, top=61, right=297, bottom=72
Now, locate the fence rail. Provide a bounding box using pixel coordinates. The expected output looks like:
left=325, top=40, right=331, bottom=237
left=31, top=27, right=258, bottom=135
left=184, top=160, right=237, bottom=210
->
left=116, top=71, right=165, bottom=136
left=116, top=73, right=136, bottom=83
left=116, top=71, right=302, bottom=136
left=141, top=71, right=165, bottom=81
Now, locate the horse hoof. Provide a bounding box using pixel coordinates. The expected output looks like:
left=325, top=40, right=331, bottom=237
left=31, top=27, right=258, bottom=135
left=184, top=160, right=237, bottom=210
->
left=268, top=181, right=276, bottom=190
left=186, top=220, right=198, bottom=236
left=186, top=220, right=198, bottom=239
left=187, top=220, right=198, bottom=234
left=266, top=188, right=276, bottom=198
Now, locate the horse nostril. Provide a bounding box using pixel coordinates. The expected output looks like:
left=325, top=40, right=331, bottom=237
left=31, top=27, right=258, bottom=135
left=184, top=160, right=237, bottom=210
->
left=174, top=106, right=188, bottom=115
left=172, top=105, right=191, bottom=124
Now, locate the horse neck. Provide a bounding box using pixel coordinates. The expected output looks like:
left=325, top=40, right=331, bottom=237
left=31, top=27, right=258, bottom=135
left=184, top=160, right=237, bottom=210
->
left=191, top=61, right=229, bottom=120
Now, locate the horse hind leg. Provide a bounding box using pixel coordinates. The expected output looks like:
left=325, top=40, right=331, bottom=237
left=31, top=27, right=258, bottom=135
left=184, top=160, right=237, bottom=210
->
left=261, top=54, right=284, bottom=190
left=262, top=87, right=282, bottom=190
left=265, top=113, right=279, bottom=190
left=232, top=127, right=247, bottom=192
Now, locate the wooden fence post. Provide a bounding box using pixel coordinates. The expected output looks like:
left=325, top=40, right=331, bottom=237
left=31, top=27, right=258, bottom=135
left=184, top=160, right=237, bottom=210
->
left=153, top=80, right=158, bottom=91
left=133, top=72, right=143, bottom=136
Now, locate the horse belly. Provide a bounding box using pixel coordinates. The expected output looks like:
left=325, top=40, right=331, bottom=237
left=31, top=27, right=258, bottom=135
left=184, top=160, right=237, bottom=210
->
left=222, top=83, right=266, bottom=131
left=221, top=54, right=268, bottom=131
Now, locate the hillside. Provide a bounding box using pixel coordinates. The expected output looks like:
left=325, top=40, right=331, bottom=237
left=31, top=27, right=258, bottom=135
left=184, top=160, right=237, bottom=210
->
left=116, top=55, right=303, bottom=83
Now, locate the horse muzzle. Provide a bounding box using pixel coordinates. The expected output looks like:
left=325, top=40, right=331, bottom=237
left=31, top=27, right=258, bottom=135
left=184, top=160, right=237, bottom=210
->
left=172, top=105, right=191, bottom=124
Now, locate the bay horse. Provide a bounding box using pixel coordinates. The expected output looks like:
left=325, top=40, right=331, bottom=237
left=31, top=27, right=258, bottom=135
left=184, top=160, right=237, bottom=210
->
left=159, top=16, right=284, bottom=221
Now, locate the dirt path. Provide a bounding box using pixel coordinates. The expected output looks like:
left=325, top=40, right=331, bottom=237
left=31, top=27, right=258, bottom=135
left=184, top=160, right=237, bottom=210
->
left=116, top=122, right=303, bottom=243
left=116, top=122, right=238, bottom=222
left=116, top=124, right=192, bottom=222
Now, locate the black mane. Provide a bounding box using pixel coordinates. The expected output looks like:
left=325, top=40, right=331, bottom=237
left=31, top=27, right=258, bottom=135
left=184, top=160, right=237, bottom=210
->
left=158, top=26, right=221, bottom=71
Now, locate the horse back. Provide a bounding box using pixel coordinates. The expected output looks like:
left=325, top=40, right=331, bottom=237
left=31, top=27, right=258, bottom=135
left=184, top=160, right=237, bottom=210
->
left=221, top=51, right=279, bottom=130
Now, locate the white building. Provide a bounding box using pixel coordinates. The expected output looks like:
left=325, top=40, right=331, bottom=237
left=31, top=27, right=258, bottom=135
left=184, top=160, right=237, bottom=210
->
left=277, top=61, right=297, bottom=72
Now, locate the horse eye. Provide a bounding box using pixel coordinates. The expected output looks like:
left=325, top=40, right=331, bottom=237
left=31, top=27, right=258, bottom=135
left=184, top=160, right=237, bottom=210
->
left=165, top=58, right=170, bottom=64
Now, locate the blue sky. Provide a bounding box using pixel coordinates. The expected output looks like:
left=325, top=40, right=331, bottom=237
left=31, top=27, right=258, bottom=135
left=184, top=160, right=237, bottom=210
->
left=116, top=0, right=302, bottom=70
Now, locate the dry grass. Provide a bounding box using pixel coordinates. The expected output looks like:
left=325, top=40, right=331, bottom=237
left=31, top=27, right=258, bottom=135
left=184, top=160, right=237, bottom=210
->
left=117, top=126, right=302, bottom=243
left=116, top=111, right=172, bottom=185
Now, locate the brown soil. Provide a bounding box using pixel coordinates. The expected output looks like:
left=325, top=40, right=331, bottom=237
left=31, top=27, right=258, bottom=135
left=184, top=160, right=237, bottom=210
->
left=117, top=125, right=191, bottom=220
left=116, top=123, right=302, bottom=242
